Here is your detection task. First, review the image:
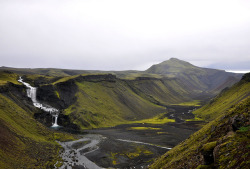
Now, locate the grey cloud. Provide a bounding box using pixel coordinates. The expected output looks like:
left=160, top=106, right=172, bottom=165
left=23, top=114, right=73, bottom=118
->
left=0, top=0, right=250, bottom=71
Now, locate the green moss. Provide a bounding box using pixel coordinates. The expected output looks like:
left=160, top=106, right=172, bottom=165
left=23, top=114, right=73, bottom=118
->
left=202, top=141, right=217, bottom=152
left=193, top=81, right=250, bottom=121
left=129, top=112, right=175, bottom=124
left=0, top=93, right=75, bottom=168
left=55, top=90, right=60, bottom=99
left=196, top=165, right=213, bottom=169
left=239, top=126, right=250, bottom=132
left=171, top=100, right=201, bottom=106
left=64, top=80, right=167, bottom=129
left=186, top=116, right=203, bottom=121
left=52, top=74, right=79, bottom=84
left=0, top=71, right=19, bottom=85
left=110, top=145, right=153, bottom=166
left=110, top=152, right=119, bottom=165
left=157, top=132, right=169, bottom=134
left=128, top=127, right=161, bottom=130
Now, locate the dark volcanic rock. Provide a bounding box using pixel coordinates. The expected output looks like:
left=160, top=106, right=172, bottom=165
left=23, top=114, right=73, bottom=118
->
left=241, top=72, right=250, bottom=82
left=36, top=79, right=78, bottom=109
left=36, top=84, right=61, bottom=108
left=55, top=79, right=78, bottom=108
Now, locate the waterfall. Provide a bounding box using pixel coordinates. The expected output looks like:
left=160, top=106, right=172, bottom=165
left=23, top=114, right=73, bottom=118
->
left=52, top=114, right=59, bottom=127
left=18, top=77, right=60, bottom=127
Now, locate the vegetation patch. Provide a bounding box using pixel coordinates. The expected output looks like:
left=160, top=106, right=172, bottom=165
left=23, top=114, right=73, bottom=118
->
left=109, top=145, right=153, bottom=166
left=157, top=132, right=169, bottom=134
left=193, top=80, right=250, bottom=121
left=0, top=71, right=19, bottom=85
left=239, top=126, right=250, bottom=132
left=171, top=100, right=202, bottom=107
left=130, top=113, right=175, bottom=124
left=202, top=141, right=217, bottom=152
left=128, top=127, right=161, bottom=130
left=63, top=80, right=166, bottom=129
left=186, top=116, right=203, bottom=122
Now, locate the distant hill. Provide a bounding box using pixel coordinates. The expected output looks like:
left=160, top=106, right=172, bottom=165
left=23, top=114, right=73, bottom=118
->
left=150, top=73, right=250, bottom=169
left=146, top=58, right=200, bottom=74
left=146, top=58, right=242, bottom=95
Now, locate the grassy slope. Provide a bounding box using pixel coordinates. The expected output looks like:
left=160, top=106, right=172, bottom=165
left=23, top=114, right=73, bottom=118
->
left=0, top=71, right=20, bottom=85
left=150, top=74, right=250, bottom=169
left=194, top=75, right=250, bottom=121
left=64, top=79, right=167, bottom=129
left=58, top=73, right=206, bottom=129
left=0, top=80, right=74, bottom=168
left=127, top=78, right=193, bottom=105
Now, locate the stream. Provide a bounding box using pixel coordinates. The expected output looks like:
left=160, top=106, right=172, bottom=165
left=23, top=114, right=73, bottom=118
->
left=57, top=134, right=105, bottom=169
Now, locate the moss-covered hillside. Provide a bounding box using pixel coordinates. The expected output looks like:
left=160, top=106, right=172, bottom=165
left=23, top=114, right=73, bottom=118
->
left=0, top=74, right=74, bottom=168
left=41, top=74, right=206, bottom=129
left=62, top=75, right=168, bottom=129
left=150, top=73, right=250, bottom=169
left=194, top=72, right=250, bottom=121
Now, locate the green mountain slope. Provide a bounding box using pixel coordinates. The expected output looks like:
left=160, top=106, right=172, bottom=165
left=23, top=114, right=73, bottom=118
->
left=150, top=73, right=250, bottom=169
left=38, top=73, right=213, bottom=129
left=0, top=73, right=74, bottom=168
left=194, top=73, right=250, bottom=121
left=126, top=77, right=193, bottom=105
left=146, top=58, right=242, bottom=95
left=59, top=75, right=168, bottom=129
left=146, top=58, right=201, bottom=74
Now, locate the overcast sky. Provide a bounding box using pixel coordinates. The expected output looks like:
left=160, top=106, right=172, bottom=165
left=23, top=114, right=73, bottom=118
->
left=0, top=0, right=250, bottom=71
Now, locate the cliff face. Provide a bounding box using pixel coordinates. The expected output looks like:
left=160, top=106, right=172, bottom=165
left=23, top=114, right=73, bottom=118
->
left=150, top=73, right=250, bottom=169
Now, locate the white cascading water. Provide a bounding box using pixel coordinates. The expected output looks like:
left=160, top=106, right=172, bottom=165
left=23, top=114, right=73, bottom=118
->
left=18, top=77, right=60, bottom=127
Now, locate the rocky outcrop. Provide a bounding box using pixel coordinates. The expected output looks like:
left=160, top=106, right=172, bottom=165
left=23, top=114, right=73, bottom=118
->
left=36, top=79, right=78, bottom=109
left=0, top=82, right=36, bottom=114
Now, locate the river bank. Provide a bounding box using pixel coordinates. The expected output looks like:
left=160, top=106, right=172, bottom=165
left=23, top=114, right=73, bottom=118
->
left=56, top=117, right=203, bottom=168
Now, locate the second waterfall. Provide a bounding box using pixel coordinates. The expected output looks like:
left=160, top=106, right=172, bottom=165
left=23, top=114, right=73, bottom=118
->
left=18, top=77, right=60, bottom=127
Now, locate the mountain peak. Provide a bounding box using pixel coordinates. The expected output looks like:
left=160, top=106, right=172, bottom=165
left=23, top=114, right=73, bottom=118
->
left=146, top=58, right=198, bottom=74
left=169, top=57, right=181, bottom=61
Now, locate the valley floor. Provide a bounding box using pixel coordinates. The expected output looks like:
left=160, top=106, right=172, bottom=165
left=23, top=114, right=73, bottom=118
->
left=56, top=109, right=204, bottom=168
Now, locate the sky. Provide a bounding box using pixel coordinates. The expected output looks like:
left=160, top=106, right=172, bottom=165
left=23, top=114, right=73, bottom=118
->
left=0, top=0, right=250, bottom=72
